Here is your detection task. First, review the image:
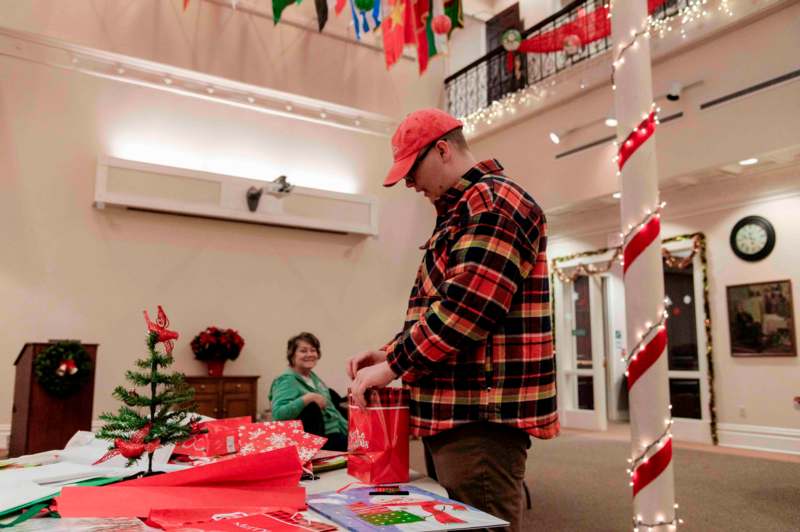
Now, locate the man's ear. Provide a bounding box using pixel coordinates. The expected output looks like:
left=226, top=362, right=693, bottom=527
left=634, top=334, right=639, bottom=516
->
left=437, top=140, right=452, bottom=162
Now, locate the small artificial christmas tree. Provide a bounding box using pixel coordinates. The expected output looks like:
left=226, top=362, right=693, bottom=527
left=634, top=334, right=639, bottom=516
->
left=95, top=305, right=200, bottom=474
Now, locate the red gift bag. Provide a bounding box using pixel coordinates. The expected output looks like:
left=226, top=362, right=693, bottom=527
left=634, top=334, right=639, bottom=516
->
left=347, top=387, right=410, bottom=484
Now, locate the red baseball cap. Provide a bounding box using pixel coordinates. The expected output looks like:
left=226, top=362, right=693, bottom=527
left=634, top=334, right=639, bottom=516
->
left=383, top=108, right=463, bottom=187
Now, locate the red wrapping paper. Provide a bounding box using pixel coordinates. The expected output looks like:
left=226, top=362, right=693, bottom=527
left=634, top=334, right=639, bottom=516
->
left=56, top=486, right=306, bottom=518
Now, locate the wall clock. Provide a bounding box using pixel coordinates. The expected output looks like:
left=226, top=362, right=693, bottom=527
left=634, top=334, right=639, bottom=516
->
left=730, top=215, right=775, bottom=262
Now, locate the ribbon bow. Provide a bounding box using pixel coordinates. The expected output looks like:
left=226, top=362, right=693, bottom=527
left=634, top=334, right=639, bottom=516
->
left=143, top=305, right=179, bottom=354
left=94, top=424, right=160, bottom=464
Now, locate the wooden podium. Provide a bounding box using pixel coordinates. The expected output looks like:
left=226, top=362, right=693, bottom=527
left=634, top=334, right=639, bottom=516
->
left=10, top=342, right=98, bottom=457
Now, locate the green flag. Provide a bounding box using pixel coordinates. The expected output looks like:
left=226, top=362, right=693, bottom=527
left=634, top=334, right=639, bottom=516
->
left=273, top=0, right=303, bottom=24
left=443, top=0, right=463, bottom=38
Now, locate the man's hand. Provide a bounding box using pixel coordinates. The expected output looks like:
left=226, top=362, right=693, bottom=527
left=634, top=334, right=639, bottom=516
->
left=350, top=362, right=398, bottom=408
left=346, top=350, right=388, bottom=380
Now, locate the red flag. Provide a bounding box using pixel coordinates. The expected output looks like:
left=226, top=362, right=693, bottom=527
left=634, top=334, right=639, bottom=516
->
left=411, top=0, right=431, bottom=74
left=382, top=0, right=407, bottom=69
left=335, top=0, right=346, bottom=15
left=183, top=0, right=190, bottom=10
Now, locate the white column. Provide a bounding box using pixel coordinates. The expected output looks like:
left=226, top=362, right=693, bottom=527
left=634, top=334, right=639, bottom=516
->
left=611, top=0, right=676, bottom=529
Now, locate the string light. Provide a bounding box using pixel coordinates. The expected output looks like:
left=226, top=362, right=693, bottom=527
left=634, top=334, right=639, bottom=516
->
left=461, top=1, right=734, bottom=132
left=611, top=0, right=734, bottom=90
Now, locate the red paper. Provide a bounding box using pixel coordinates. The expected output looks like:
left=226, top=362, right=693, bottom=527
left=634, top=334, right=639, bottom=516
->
left=348, top=388, right=410, bottom=484
left=56, top=486, right=306, bottom=517
left=116, top=446, right=302, bottom=489
left=204, top=416, right=251, bottom=429
left=173, top=426, right=238, bottom=457
left=147, top=507, right=288, bottom=529
left=160, top=511, right=337, bottom=532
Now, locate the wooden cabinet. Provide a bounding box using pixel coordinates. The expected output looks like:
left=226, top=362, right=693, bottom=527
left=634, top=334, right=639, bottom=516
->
left=184, top=376, right=259, bottom=420
left=10, top=343, right=97, bottom=457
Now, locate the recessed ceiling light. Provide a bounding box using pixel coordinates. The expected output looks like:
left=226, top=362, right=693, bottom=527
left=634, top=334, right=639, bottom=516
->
left=612, top=192, right=622, bottom=199
left=738, top=158, right=758, bottom=166
left=549, top=131, right=560, bottom=144
left=605, top=117, right=618, bottom=128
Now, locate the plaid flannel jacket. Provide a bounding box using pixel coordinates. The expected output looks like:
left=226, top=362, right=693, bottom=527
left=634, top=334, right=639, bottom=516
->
left=385, top=160, right=559, bottom=439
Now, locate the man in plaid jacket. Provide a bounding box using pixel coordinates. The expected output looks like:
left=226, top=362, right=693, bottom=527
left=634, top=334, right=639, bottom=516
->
left=348, top=108, right=559, bottom=531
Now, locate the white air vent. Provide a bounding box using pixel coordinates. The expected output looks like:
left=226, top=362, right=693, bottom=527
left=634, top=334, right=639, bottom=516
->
left=94, top=157, right=378, bottom=236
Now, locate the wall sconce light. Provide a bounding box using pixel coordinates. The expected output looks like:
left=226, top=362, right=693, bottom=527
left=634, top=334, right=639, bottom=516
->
left=246, top=175, right=294, bottom=212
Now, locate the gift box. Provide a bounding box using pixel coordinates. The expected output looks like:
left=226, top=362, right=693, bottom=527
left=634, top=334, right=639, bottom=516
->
left=348, top=387, right=410, bottom=484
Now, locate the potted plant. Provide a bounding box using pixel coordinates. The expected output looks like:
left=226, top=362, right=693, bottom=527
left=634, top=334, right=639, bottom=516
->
left=190, top=326, right=245, bottom=376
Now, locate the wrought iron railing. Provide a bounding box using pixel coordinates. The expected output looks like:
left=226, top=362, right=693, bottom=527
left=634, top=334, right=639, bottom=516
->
left=445, top=0, right=687, bottom=119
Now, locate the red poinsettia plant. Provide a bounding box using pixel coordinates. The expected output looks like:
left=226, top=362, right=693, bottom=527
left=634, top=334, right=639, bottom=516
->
left=190, top=327, right=245, bottom=362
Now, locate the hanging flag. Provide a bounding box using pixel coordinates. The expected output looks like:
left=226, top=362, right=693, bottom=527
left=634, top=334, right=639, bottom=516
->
left=425, top=0, right=448, bottom=59
left=371, top=0, right=382, bottom=30
left=412, top=0, right=431, bottom=74
left=315, top=0, right=328, bottom=31
left=350, top=0, right=363, bottom=39
left=183, top=0, right=190, bottom=10
left=273, top=0, right=302, bottom=24
left=336, top=0, right=347, bottom=15
left=443, top=0, right=462, bottom=38
left=350, top=0, right=381, bottom=40
left=382, top=0, right=407, bottom=69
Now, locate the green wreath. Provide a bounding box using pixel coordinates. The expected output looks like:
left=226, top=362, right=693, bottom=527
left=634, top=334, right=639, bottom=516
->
left=34, top=341, right=92, bottom=397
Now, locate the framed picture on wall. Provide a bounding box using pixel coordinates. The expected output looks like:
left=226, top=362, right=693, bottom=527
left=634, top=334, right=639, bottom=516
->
left=726, top=280, right=796, bottom=357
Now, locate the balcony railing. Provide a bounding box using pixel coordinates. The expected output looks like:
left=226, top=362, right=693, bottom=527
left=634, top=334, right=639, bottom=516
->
left=445, top=0, right=688, bottom=119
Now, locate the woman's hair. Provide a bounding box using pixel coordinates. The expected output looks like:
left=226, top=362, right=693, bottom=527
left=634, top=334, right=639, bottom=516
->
left=286, top=332, right=321, bottom=366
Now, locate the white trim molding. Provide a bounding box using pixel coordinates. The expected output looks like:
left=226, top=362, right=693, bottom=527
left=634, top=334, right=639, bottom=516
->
left=0, top=423, right=9, bottom=451
left=717, top=423, right=800, bottom=456
left=0, top=26, right=394, bottom=137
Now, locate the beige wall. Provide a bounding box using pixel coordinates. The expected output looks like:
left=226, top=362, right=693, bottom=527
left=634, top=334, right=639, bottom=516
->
left=0, top=47, right=439, bottom=424
left=0, top=0, right=445, bottom=117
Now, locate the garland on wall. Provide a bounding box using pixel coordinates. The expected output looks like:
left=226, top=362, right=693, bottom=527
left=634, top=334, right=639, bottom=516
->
left=550, top=232, right=718, bottom=445
left=34, top=341, right=93, bottom=397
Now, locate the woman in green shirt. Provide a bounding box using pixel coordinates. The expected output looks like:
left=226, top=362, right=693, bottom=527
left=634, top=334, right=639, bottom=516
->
left=269, top=332, right=348, bottom=451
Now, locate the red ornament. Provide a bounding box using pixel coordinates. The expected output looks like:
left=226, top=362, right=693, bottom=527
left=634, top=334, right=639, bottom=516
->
left=432, top=14, right=452, bottom=36
left=56, top=359, right=78, bottom=377
left=143, top=305, right=179, bottom=355
left=94, top=424, right=160, bottom=464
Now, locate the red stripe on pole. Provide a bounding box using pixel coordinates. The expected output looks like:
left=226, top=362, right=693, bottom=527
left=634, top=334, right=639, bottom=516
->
left=623, top=216, right=660, bottom=274
left=632, top=438, right=672, bottom=497
left=617, top=111, right=656, bottom=171
left=627, top=327, right=667, bottom=390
